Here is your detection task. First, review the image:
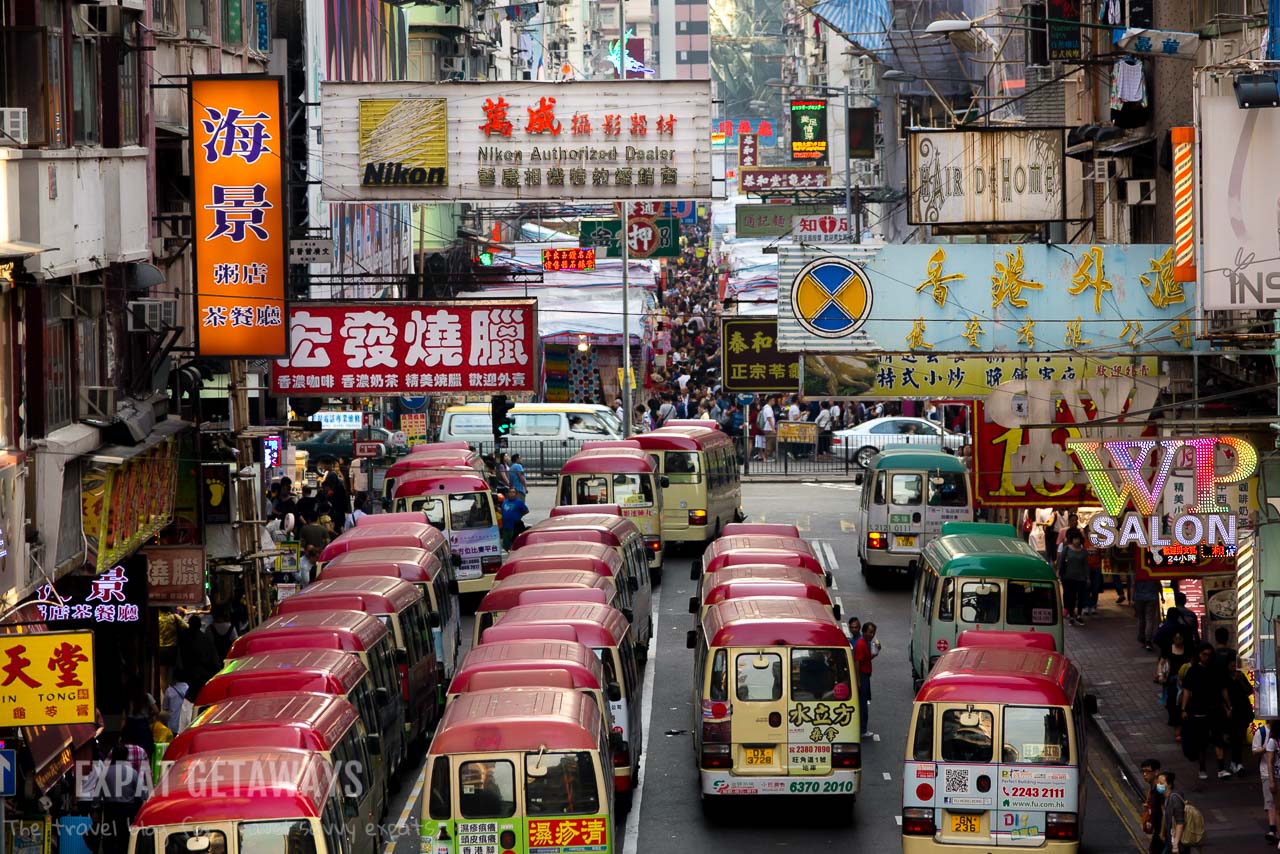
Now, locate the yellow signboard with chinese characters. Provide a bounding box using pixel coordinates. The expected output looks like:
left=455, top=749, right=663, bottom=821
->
left=721, top=318, right=801, bottom=393
left=82, top=438, right=179, bottom=574
left=0, top=631, right=95, bottom=726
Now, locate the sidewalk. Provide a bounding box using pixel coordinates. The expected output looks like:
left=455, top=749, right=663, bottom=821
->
left=1071, top=594, right=1270, bottom=847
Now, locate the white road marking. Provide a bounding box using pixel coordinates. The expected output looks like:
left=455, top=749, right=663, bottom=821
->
left=384, top=762, right=428, bottom=854
left=818, top=541, right=838, bottom=575
left=874, top=733, right=881, bottom=742
left=895, top=816, right=903, bottom=826
left=622, top=586, right=661, bottom=854
left=882, top=772, right=892, bottom=781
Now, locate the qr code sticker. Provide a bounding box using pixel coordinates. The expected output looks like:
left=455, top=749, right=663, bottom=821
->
left=944, top=768, right=970, bottom=794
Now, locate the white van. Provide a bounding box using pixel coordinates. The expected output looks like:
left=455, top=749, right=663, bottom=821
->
left=438, top=403, right=624, bottom=466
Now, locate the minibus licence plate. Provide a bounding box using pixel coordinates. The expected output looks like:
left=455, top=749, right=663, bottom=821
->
left=744, top=747, right=773, bottom=765
left=896, top=535, right=916, bottom=546
left=950, top=814, right=980, bottom=834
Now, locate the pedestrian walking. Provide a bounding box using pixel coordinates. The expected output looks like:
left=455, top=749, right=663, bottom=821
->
left=1180, top=642, right=1231, bottom=780
left=1252, top=718, right=1279, bottom=842
left=1225, top=654, right=1254, bottom=776
left=500, top=488, right=529, bottom=551
left=1056, top=531, right=1090, bottom=625
left=509, top=453, right=528, bottom=497
left=853, top=621, right=879, bottom=739
left=1141, top=758, right=1164, bottom=854
left=1157, top=772, right=1188, bottom=854
left=1134, top=576, right=1163, bottom=650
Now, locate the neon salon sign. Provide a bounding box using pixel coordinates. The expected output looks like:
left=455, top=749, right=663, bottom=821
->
left=1066, top=436, right=1257, bottom=549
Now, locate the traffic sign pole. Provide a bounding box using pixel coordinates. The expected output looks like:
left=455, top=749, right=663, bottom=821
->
left=621, top=205, right=633, bottom=438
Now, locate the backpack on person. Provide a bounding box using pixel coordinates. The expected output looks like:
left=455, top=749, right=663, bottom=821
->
left=756, top=408, right=767, bottom=431
left=1180, top=797, right=1206, bottom=846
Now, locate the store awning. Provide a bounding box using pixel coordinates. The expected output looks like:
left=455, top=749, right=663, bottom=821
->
left=0, top=240, right=55, bottom=259
left=90, top=416, right=189, bottom=466
left=1098, top=135, right=1157, bottom=156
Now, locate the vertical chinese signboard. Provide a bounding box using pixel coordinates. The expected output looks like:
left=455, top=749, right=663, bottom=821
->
left=0, top=631, right=96, bottom=726
left=720, top=318, right=801, bottom=393
left=190, top=76, right=289, bottom=357
left=81, top=438, right=179, bottom=575
left=143, top=545, right=208, bottom=605
left=790, top=99, right=828, bottom=163
left=1046, top=0, right=1082, bottom=60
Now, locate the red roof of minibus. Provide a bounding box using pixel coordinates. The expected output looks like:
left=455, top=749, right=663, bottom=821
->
left=226, top=611, right=389, bottom=659
left=496, top=542, right=623, bottom=581
left=703, top=580, right=832, bottom=608
left=632, top=427, right=731, bottom=451
left=955, top=630, right=1058, bottom=653
left=386, top=452, right=483, bottom=480
left=196, top=650, right=367, bottom=706
left=707, top=549, right=823, bottom=575
left=430, top=688, right=603, bottom=754
left=488, top=602, right=631, bottom=647
left=319, top=549, right=444, bottom=586
left=321, top=522, right=447, bottom=562
left=164, top=693, right=359, bottom=762
left=580, top=441, right=641, bottom=451
left=392, top=471, right=491, bottom=497
left=701, top=563, right=822, bottom=588
left=478, top=570, right=617, bottom=613
left=137, top=749, right=333, bottom=825
left=354, top=512, right=430, bottom=528
left=276, top=576, right=423, bottom=618
left=467, top=670, right=576, bottom=691
left=700, top=598, right=846, bottom=648
left=662, top=419, right=722, bottom=430
left=481, top=624, right=579, bottom=645
left=510, top=515, right=641, bottom=551
left=549, top=504, right=622, bottom=518
left=560, top=448, right=657, bottom=474
left=917, top=646, right=1079, bottom=706
left=722, top=523, right=801, bottom=538
left=449, top=640, right=607, bottom=693
left=707, top=535, right=816, bottom=559
left=409, top=441, right=473, bottom=453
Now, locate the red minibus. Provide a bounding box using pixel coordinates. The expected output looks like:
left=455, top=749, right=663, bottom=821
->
left=474, top=569, right=621, bottom=644
left=447, top=638, right=615, bottom=718
left=321, top=521, right=449, bottom=564
left=693, top=576, right=839, bottom=619
left=722, top=522, right=801, bottom=538
left=550, top=503, right=622, bottom=518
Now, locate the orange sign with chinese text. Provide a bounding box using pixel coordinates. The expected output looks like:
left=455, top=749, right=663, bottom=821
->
left=191, top=77, right=288, bottom=357
left=0, top=631, right=96, bottom=726
left=526, top=817, right=609, bottom=852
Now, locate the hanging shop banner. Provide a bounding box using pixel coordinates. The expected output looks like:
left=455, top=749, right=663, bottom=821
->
left=802, top=354, right=1159, bottom=398
left=190, top=76, right=289, bottom=358
left=542, top=248, right=596, bottom=271
left=320, top=81, right=713, bottom=202
left=201, top=464, right=233, bottom=525
left=0, top=631, right=96, bottom=727
left=400, top=413, right=429, bottom=447
left=739, top=134, right=759, bottom=168
left=1200, top=95, right=1280, bottom=309
left=790, top=100, right=828, bottom=163
left=848, top=108, right=877, bottom=159
left=1047, top=0, right=1082, bottom=60
left=712, top=118, right=777, bottom=147
left=143, top=545, right=208, bottom=606
left=81, top=438, right=179, bottom=575
left=579, top=218, right=679, bottom=258
left=32, top=566, right=144, bottom=623
left=1115, top=28, right=1200, bottom=59
left=739, top=166, right=832, bottom=193
left=272, top=300, right=537, bottom=395
left=907, top=128, right=1065, bottom=225
left=720, top=318, right=801, bottom=393
left=735, top=204, right=833, bottom=238
left=777, top=244, right=1199, bottom=354
left=793, top=215, right=853, bottom=243
left=971, top=373, right=1164, bottom=507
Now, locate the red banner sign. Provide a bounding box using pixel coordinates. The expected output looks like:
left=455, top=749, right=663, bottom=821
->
left=143, top=545, right=207, bottom=605
left=353, top=441, right=385, bottom=458
left=542, top=247, right=596, bottom=271
left=740, top=167, right=831, bottom=192
left=272, top=300, right=537, bottom=395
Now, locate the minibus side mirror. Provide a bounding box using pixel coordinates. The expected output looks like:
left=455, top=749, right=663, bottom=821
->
left=447, top=579, right=460, bottom=595
left=690, top=559, right=702, bottom=581
left=825, top=572, right=833, bottom=587
left=606, top=683, right=622, bottom=703
left=686, top=630, right=697, bottom=649
left=659, top=476, right=671, bottom=489
left=628, top=576, right=640, bottom=593
left=428, top=612, right=442, bottom=628
left=366, top=733, right=383, bottom=756
left=394, top=648, right=409, bottom=666
left=688, top=596, right=698, bottom=614
left=853, top=473, right=864, bottom=486
left=1084, top=694, right=1099, bottom=715
left=833, top=603, right=842, bottom=621
left=451, top=554, right=462, bottom=569
left=609, top=731, right=625, bottom=752
left=622, top=607, right=634, bottom=623
left=375, top=686, right=391, bottom=707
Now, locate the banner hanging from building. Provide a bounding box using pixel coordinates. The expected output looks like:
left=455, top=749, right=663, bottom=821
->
left=735, top=204, right=833, bottom=238
left=1200, top=96, right=1280, bottom=309
left=1047, top=0, right=1082, bottom=60
left=81, top=438, right=179, bottom=575
left=272, top=300, right=537, bottom=395
left=0, top=631, right=96, bottom=727
left=790, top=99, right=828, bottom=163
left=720, top=318, right=801, bottom=392
left=320, top=81, right=713, bottom=202
left=143, top=545, right=208, bottom=605
left=190, top=77, right=289, bottom=358
left=907, top=128, right=1065, bottom=225
left=777, top=244, right=1199, bottom=354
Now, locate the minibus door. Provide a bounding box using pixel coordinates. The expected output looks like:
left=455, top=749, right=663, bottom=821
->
left=729, top=649, right=787, bottom=776
left=424, top=753, right=523, bottom=854
left=915, top=703, right=1004, bottom=847
left=923, top=470, right=974, bottom=540
left=886, top=471, right=925, bottom=561
left=991, top=704, right=1079, bottom=847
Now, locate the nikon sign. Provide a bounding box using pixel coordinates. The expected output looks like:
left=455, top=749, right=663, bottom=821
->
left=321, top=80, right=713, bottom=202
left=907, top=128, right=1065, bottom=226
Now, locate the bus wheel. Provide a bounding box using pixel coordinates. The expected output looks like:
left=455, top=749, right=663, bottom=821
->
left=617, top=791, right=634, bottom=815
left=833, top=795, right=857, bottom=826
left=700, top=796, right=725, bottom=822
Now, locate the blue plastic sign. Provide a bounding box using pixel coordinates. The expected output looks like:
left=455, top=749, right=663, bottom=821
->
left=0, top=748, right=16, bottom=796
left=400, top=396, right=427, bottom=410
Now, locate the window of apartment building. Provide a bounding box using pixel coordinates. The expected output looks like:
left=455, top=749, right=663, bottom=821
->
left=251, top=0, right=270, bottom=52
left=119, top=25, right=140, bottom=145
left=153, top=0, right=180, bottom=35
left=408, top=35, right=439, bottom=81
left=42, top=289, right=75, bottom=433
left=187, top=0, right=209, bottom=39
left=56, top=460, right=83, bottom=566
left=0, top=2, right=65, bottom=147
left=71, top=36, right=99, bottom=144
left=223, top=0, right=243, bottom=45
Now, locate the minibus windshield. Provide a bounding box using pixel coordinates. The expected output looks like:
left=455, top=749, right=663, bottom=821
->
left=239, top=820, right=317, bottom=854
left=449, top=495, right=493, bottom=530
left=162, top=830, right=227, bottom=854
left=927, top=472, right=968, bottom=507
left=525, top=752, right=600, bottom=815
left=459, top=760, right=517, bottom=818
left=790, top=648, right=852, bottom=701
left=1007, top=580, right=1059, bottom=626
left=1003, top=706, right=1069, bottom=765
left=891, top=474, right=923, bottom=505
left=612, top=474, right=653, bottom=506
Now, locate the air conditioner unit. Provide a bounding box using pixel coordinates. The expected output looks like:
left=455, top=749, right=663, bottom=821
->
left=440, top=56, right=465, bottom=74
left=1091, top=157, right=1120, bottom=181
left=1123, top=178, right=1156, bottom=206
left=0, top=108, right=28, bottom=147
left=127, top=298, right=179, bottom=332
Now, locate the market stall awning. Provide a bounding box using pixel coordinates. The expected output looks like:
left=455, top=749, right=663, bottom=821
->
left=90, top=416, right=189, bottom=466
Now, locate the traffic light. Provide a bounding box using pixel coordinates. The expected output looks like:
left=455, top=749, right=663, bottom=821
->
left=476, top=251, right=494, bottom=266
left=490, top=394, right=515, bottom=443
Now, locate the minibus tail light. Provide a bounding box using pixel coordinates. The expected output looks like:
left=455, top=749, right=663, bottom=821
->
left=689, top=509, right=708, bottom=526
left=1045, top=812, right=1078, bottom=841
left=901, top=807, right=935, bottom=836
left=645, top=537, right=661, bottom=554
left=866, top=532, right=887, bottom=550
left=832, top=743, right=860, bottom=769
left=481, top=554, right=502, bottom=574
left=700, top=743, right=731, bottom=769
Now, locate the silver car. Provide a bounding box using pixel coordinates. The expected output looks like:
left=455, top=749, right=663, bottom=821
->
left=830, top=416, right=966, bottom=468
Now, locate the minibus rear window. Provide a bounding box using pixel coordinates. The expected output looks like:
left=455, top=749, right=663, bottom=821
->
left=790, top=648, right=852, bottom=701
left=133, top=829, right=156, bottom=854
left=525, top=752, right=600, bottom=815
left=613, top=474, right=653, bottom=507
left=959, top=582, right=1001, bottom=624
left=239, top=820, right=316, bottom=854
left=450, top=494, right=493, bottom=530
left=164, top=830, right=220, bottom=854
left=912, top=704, right=934, bottom=761
left=1007, top=581, right=1059, bottom=626
left=927, top=472, right=967, bottom=507
left=735, top=653, right=782, bottom=701
left=1002, top=706, right=1070, bottom=765
left=941, top=708, right=994, bottom=763
left=410, top=497, right=446, bottom=530
left=575, top=477, right=611, bottom=505
left=458, top=760, right=516, bottom=818
left=428, top=756, right=451, bottom=819
left=891, top=474, right=923, bottom=506
left=592, top=649, right=619, bottom=689
left=708, top=649, right=728, bottom=702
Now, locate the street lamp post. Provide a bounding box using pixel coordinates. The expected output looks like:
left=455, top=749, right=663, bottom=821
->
left=775, top=82, right=856, bottom=243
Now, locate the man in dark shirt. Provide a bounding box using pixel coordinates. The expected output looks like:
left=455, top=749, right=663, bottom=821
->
left=1140, top=758, right=1163, bottom=854
left=1181, top=642, right=1232, bottom=780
